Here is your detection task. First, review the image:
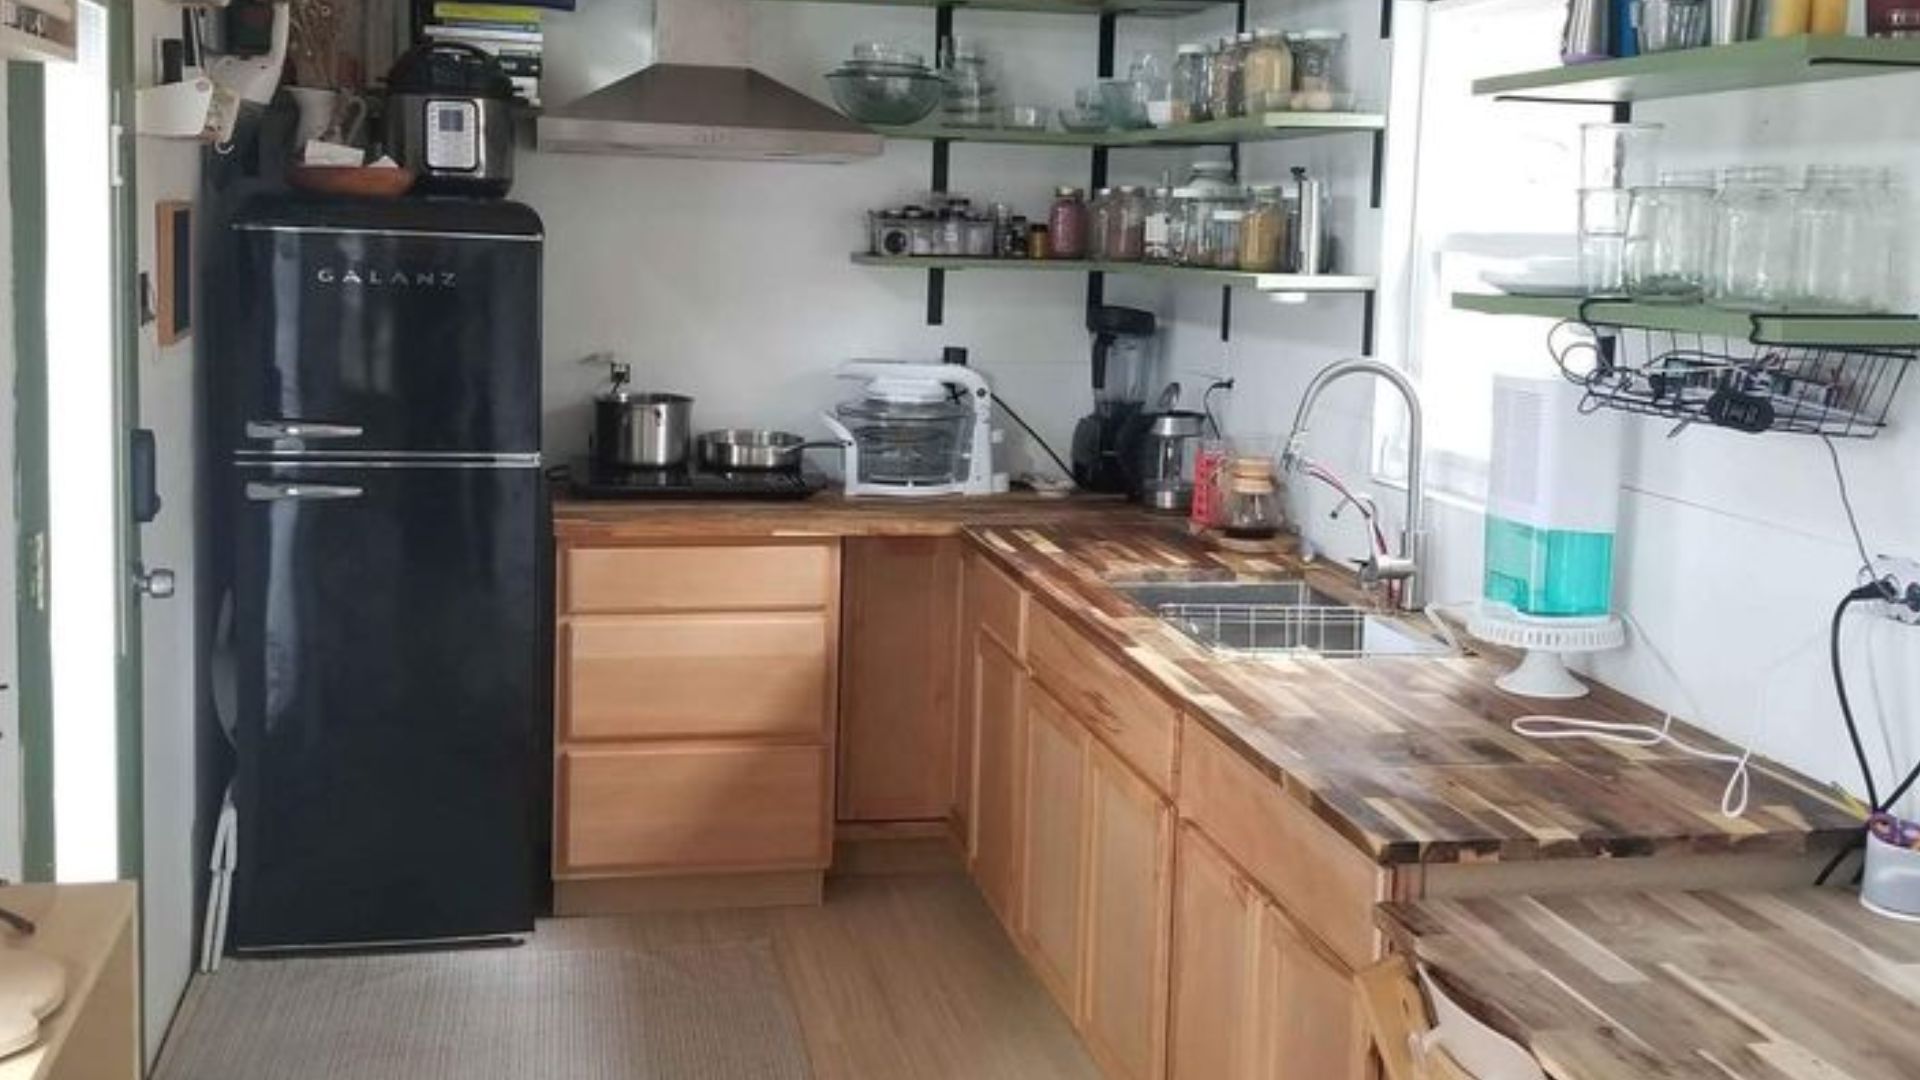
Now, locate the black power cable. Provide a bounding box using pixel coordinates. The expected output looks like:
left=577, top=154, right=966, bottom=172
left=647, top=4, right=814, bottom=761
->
left=1819, top=580, right=1920, bottom=886
left=990, top=392, right=1074, bottom=483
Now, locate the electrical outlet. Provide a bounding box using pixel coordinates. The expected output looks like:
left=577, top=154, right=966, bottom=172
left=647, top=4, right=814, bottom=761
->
left=1865, top=555, right=1920, bottom=625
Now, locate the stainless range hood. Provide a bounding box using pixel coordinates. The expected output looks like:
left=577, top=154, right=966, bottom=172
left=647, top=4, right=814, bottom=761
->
left=536, top=0, right=881, bottom=163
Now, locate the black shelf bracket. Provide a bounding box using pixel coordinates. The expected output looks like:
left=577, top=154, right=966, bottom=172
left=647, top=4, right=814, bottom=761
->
left=1380, top=0, right=1393, bottom=40
left=925, top=4, right=958, bottom=326
left=1220, top=287, right=1234, bottom=343
left=1369, top=130, right=1385, bottom=209
left=1086, top=14, right=1119, bottom=318
left=1361, top=290, right=1377, bottom=356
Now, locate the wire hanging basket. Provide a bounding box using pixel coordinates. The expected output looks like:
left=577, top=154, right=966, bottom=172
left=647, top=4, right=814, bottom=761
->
left=1546, top=307, right=1917, bottom=439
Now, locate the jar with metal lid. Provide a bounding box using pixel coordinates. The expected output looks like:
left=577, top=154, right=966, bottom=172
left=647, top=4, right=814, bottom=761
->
left=1143, top=186, right=1176, bottom=262
left=1240, top=29, right=1292, bottom=115
left=1285, top=30, right=1345, bottom=111
left=1107, top=186, right=1147, bottom=261
left=1206, top=36, right=1241, bottom=121
left=1238, top=185, right=1287, bottom=271
left=1088, top=188, right=1115, bottom=260
left=1049, top=186, right=1089, bottom=259
left=1171, top=43, right=1209, bottom=124
left=1167, top=189, right=1202, bottom=263
left=963, top=213, right=997, bottom=257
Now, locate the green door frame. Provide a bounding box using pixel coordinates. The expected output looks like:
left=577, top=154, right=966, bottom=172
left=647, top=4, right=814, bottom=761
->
left=10, top=0, right=144, bottom=884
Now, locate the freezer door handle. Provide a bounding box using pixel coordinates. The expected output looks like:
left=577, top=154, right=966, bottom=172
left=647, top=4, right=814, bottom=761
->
left=246, top=420, right=366, bottom=441
left=245, top=482, right=366, bottom=502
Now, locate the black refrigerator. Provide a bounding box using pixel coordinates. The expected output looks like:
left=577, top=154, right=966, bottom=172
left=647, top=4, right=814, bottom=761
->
left=213, top=194, right=544, bottom=951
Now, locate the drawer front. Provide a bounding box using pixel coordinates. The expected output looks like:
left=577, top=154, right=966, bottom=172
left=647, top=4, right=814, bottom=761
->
left=1179, top=719, right=1385, bottom=970
left=563, top=613, right=830, bottom=741
left=565, top=543, right=835, bottom=614
left=1028, top=604, right=1179, bottom=797
left=969, top=553, right=1028, bottom=657
left=558, top=744, right=829, bottom=875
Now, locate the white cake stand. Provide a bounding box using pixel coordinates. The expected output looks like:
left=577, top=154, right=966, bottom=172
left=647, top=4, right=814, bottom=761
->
left=1465, top=603, right=1626, bottom=699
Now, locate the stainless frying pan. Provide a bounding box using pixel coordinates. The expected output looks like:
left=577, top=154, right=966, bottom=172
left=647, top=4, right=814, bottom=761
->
left=695, top=429, right=848, bottom=472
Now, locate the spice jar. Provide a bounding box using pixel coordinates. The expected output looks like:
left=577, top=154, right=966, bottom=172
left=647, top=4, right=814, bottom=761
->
left=1087, top=188, right=1113, bottom=260
left=1049, top=186, right=1089, bottom=260
left=1285, top=30, right=1345, bottom=111
left=1028, top=223, right=1051, bottom=260
left=1143, top=186, right=1176, bottom=262
left=1240, top=29, right=1293, bottom=116
left=1172, top=43, right=1208, bottom=124
left=1238, top=185, right=1287, bottom=271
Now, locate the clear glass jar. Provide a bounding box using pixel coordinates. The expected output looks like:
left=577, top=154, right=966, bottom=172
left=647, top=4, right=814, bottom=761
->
left=963, top=214, right=996, bottom=257
left=1108, top=185, right=1147, bottom=262
left=1143, top=186, right=1176, bottom=263
left=1284, top=30, right=1345, bottom=111
left=1207, top=209, right=1246, bottom=269
left=1088, top=188, right=1114, bottom=260
left=1167, top=191, right=1201, bottom=264
left=1796, top=165, right=1878, bottom=310
left=1712, top=165, right=1797, bottom=309
left=1238, top=185, right=1287, bottom=271
left=1240, top=29, right=1293, bottom=116
left=1220, top=455, right=1284, bottom=541
left=1172, top=43, right=1208, bottom=124
left=1129, top=50, right=1173, bottom=127
left=1624, top=170, right=1716, bottom=300
left=1206, top=37, right=1241, bottom=122
left=1872, top=168, right=1910, bottom=311
left=1049, top=186, right=1089, bottom=260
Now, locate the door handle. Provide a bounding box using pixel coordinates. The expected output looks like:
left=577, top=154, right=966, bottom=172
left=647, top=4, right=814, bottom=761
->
left=245, top=482, right=365, bottom=502
left=133, top=563, right=176, bottom=600
left=245, top=420, right=365, bottom=441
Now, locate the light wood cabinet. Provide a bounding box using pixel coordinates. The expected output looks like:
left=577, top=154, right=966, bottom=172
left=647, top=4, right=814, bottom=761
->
left=1251, top=902, right=1366, bottom=1080
left=553, top=539, right=840, bottom=912
left=837, top=537, right=962, bottom=823
left=1169, top=824, right=1264, bottom=1080
left=969, top=624, right=1027, bottom=932
left=1019, top=682, right=1092, bottom=1013
left=1082, top=740, right=1175, bottom=1080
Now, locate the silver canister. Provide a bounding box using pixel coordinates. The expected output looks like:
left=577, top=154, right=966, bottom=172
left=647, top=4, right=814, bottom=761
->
left=1711, top=0, right=1754, bottom=42
left=1561, top=0, right=1612, bottom=62
left=1291, top=166, right=1328, bottom=275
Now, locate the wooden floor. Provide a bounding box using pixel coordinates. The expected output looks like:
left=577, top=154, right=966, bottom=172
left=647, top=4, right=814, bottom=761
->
left=535, top=867, right=1102, bottom=1080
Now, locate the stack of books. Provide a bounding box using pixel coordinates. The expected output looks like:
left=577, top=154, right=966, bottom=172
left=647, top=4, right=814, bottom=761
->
left=419, top=2, right=571, bottom=108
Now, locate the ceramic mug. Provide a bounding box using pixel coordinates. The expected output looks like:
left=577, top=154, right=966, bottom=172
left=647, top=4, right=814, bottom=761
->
left=287, top=87, right=369, bottom=147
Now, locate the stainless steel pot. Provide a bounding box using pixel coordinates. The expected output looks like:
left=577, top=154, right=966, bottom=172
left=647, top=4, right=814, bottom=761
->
left=593, top=363, right=692, bottom=468
left=696, top=429, right=846, bottom=472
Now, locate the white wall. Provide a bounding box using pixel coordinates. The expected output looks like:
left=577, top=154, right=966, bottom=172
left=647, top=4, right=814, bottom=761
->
left=0, top=75, right=19, bottom=884
left=133, top=0, right=203, bottom=1058
left=1217, top=0, right=1920, bottom=819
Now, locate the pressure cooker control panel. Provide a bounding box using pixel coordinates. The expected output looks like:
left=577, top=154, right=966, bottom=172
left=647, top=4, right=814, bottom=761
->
left=424, top=99, right=480, bottom=172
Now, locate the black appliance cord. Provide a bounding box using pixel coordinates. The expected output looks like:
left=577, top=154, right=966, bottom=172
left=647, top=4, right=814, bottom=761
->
left=1816, top=582, right=1920, bottom=886
left=991, top=392, right=1074, bottom=482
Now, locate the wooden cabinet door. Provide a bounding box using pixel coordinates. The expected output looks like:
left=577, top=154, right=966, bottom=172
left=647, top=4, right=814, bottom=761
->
left=1169, top=824, right=1263, bottom=1080
left=1082, top=741, right=1175, bottom=1080
left=837, top=537, right=962, bottom=822
left=1019, top=682, right=1091, bottom=1015
left=970, top=632, right=1026, bottom=931
left=1251, top=904, right=1365, bottom=1080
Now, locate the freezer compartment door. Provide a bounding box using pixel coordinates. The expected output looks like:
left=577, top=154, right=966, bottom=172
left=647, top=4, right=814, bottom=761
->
left=220, top=224, right=541, bottom=456
left=226, top=462, right=541, bottom=950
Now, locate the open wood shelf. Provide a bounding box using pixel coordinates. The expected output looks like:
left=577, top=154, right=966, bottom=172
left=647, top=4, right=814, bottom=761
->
left=871, top=111, right=1386, bottom=147
left=1473, top=34, right=1920, bottom=104
left=1452, top=292, right=1920, bottom=348
left=857, top=254, right=1377, bottom=294
left=756, top=0, right=1226, bottom=16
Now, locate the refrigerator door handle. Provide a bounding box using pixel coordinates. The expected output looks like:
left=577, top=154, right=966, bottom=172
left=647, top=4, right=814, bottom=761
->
left=245, top=482, right=366, bottom=502
left=246, top=420, right=366, bottom=441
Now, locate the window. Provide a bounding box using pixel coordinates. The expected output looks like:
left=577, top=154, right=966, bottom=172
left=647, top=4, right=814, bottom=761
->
left=1377, top=0, right=1606, bottom=501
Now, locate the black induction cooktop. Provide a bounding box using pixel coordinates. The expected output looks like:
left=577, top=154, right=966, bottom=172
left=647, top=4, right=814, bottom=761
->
left=566, top=458, right=826, bottom=501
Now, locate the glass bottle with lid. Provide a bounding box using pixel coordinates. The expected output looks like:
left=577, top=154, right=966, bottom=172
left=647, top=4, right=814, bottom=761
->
left=1206, top=36, right=1241, bottom=122
left=1108, top=186, right=1147, bottom=262
left=1049, top=186, right=1089, bottom=260
left=1284, top=30, right=1346, bottom=111
left=1171, top=43, right=1208, bottom=124
left=1208, top=208, right=1246, bottom=269
left=1143, top=186, right=1176, bottom=263
left=1238, top=184, right=1287, bottom=271
left=1088, top=188, right=1114, bottom=261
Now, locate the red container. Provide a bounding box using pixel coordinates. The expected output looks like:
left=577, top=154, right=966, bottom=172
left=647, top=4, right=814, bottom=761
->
left=1189, top=439, right=1228, bottom=529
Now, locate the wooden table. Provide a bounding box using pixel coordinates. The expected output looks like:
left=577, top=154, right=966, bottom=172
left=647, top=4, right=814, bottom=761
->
left=1378, top=888, right=1920, bottom=1080
left=0, top=883, right=139, bottom=1080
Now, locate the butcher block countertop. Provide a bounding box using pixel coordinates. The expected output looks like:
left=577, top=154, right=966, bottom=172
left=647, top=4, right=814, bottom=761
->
left=553, top=496, right=1862, bottom=867
left=1377, top=888, right=1920, bottom=1080
left=963, top=523, right=1862, bottom=867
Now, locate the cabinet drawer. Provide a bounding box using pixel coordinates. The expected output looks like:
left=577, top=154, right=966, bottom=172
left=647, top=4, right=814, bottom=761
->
left=565, top=543, right=835, bottom=614
left=562, top=614, right=830, bottom=741
left=558, top=744, right=829, bottom=875
left=968, top=553, right=1028, bottom=657
left=1179, top=719, right=1385, bottom=970
left=1028, top=604, right=1179, bottom=797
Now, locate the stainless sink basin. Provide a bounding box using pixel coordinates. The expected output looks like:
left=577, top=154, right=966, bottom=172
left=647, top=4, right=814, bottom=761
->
left=1111, top=580, right=1455, bottom=660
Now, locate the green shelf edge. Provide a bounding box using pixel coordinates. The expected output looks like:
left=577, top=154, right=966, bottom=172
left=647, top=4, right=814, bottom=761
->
left=870, top=112, right=1386, bottom=148
left=755, top=0, right=1225, bottom=16
left=1451, top=292, right=1920, bottom=348
left=855, top=254, right=1376, bottom=294
left=1473, top=34, right=1920, bottom=103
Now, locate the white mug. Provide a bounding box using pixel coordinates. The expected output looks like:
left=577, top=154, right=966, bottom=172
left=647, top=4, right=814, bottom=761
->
left=287, top=87, right=369, bottom=147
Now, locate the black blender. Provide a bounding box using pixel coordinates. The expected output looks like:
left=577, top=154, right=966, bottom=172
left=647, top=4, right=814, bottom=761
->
left=1071, top=306, right=1157, bottom=495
